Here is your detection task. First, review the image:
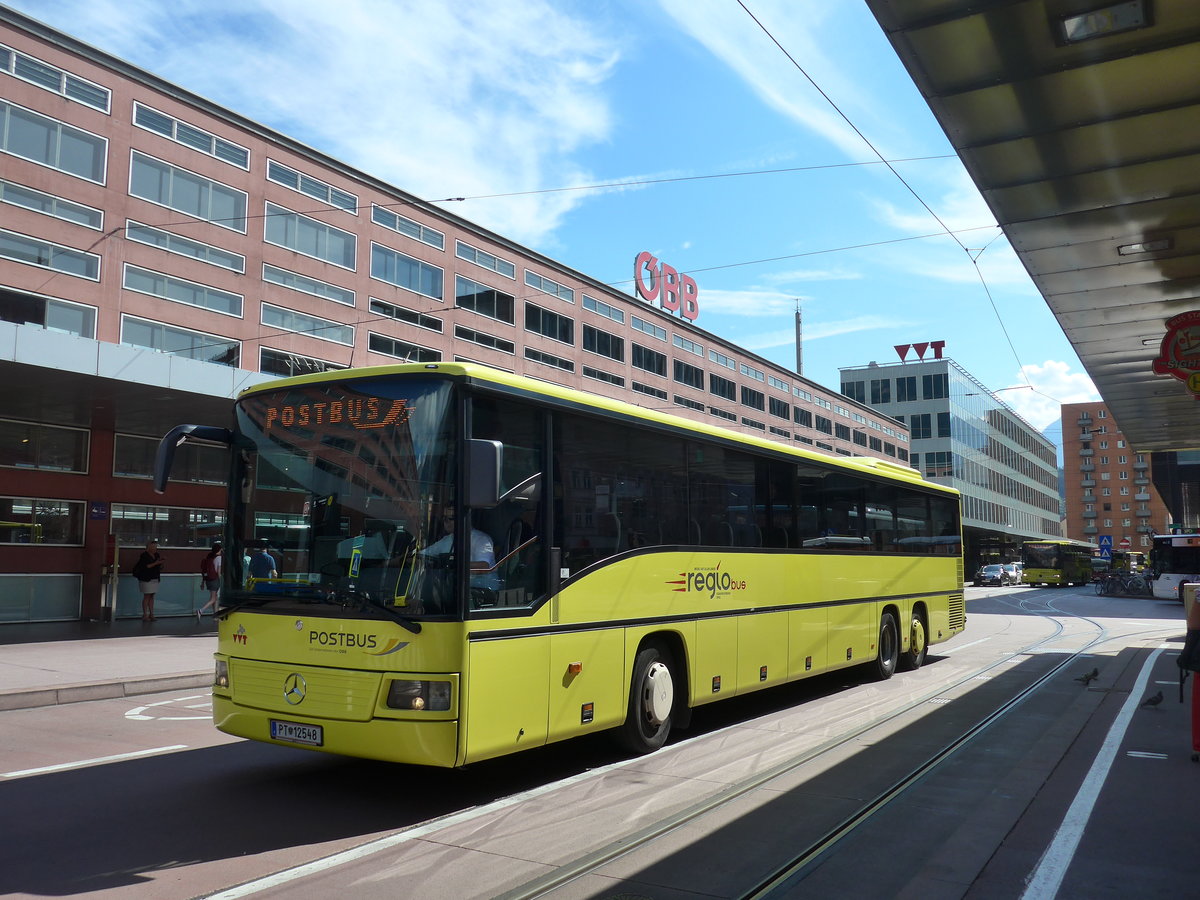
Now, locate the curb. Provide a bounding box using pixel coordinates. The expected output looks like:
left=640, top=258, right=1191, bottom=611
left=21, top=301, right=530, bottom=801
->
left=0, top=671, right=211, bottom=711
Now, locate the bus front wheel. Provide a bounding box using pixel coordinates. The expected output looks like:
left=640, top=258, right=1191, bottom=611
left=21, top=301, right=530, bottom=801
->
left=874, top=612, right=900, bottom=681
left=900, top=611, right=927, bottom=671
left=618, top=643, right=675, bottom=754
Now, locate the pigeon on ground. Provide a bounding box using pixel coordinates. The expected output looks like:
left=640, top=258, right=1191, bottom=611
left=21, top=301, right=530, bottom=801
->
left=1074, top=667, right=1099, bottom=685
left=1140, top=690, right=1164, bottom=708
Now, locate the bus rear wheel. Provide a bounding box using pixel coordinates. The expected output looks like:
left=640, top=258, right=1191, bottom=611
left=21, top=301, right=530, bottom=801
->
left=874, top=612, right=899, bottom=680
left=618, top=642, right=675, bottom=754
left=900, top=611, right=927, bottom=671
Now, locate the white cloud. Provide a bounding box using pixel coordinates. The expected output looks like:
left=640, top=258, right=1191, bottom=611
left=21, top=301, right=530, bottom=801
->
left=1001, top=360, right=1100, bottom=431
left=15, top=0, right=621, bottom=245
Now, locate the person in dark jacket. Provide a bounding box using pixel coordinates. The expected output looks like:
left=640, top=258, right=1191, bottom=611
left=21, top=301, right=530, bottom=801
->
left=134, top=539, right=165, bottom=622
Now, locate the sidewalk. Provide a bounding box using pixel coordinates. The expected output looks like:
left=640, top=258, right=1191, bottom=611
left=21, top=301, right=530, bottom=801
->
left=0, top=617, right=216, bottom=711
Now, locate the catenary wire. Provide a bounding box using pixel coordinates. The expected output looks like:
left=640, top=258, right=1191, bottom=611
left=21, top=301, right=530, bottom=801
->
left=735, top=1, right=1031, bottom=387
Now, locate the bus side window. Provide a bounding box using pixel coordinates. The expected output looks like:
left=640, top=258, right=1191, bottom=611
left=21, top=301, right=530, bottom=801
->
left=469, top=396, right=545, bottom=608
left=553, top=414, right=688, bottom=567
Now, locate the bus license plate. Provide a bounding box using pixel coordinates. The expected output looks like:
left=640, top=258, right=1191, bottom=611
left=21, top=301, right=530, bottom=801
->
left=270, top=719, right=323, bottom=746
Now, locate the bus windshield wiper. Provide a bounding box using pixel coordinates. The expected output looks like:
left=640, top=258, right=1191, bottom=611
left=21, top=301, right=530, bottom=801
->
left=331, top=582, right=422, bottom=634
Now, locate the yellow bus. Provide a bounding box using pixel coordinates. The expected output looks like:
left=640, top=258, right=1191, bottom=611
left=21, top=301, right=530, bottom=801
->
left=156, top=363, right=965, bottom=766
left=1021, top=539, right=1096, bottom=587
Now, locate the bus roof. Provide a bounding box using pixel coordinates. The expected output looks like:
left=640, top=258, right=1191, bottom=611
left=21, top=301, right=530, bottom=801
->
left=238, top=361, right=957, bottom=496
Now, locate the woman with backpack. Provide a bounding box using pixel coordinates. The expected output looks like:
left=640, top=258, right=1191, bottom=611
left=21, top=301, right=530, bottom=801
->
left=197, top=541, right=223, bottom=621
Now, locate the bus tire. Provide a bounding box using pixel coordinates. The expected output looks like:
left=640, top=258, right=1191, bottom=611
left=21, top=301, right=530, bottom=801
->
left=874, top=612, right=900, bottom=680
left=617, top=642, right=675, bottom=754
left=900, top=610, right=927, bottom=671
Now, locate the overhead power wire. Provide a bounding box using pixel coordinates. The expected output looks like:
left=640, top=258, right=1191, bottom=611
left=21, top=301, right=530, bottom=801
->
left=736, top=1, right=1031, bottom=388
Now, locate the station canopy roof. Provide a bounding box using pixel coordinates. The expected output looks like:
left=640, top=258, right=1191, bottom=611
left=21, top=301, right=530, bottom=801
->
left=867, top=1, right=1200, bottom=451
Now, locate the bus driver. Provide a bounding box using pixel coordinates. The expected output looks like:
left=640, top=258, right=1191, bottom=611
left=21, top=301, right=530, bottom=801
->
left=420, top=505, right=500, bottom=597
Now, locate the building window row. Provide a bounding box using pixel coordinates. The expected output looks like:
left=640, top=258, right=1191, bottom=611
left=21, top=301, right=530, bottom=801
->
left=633, top=343, right=666, bottom=377
left=456, top=274, right=514, bottom=324
left=0, top=289, right=96, bottom=338
left=123, top=263, right=241, bottom=316
left=268, top=159, right=357, bottom=213
left=632, top=315, right=666, bottom=341
left=0, top=227, right=99, bottom=280
left=526, top=346, right=574, bottom=372
left=524, top=270, right=574, bottom=303
left=131, top=151, right=246, bottom=231
left=1, top=177, right=102, bottom=229
left=673, top=359, right=704, bottom=390
left=133, top=102, right=249, bottom=169
left=1, top=99, right=107, bottom=183
left=525, top=302, right=573, bottom=344
left=260, top=347, right=344, bottom=378
left=0, top=43, right=110, bottom=111
left=583, top=365, right=624, bottom=387
left=369, top=297, right=442, bottom=333
left=370, top=242, right=442, bottom=299
left=128, top=220, right=245, bottom=273
left=263, top=262, right=354, bottom=306
left=368, top=332, right=440, bottom=362
left=455, top=324, right=514, bottom=355
left=583, top=324, right=624, bottom=362
left=456, top=240, right=516, bottom=279
left=266, top=201, right=355, bottom=268
left=632, top=381, right=667, bottom=401
left=583, top=294, right=624, bottom=324
left=121, top=314, right=240, bottom=367
left=262, top=302, right=353, bottom=346
left=371, top=203, right=445, bottom=250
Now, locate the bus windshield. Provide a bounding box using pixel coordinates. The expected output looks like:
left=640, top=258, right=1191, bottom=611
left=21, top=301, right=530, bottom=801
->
left=228, top=375, right=457, bottom=619
left=1022, top=542, right=1062, bottom=569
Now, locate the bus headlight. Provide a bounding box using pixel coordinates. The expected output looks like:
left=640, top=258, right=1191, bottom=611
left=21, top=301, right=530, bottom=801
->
left=386, top=679, right=451, bottom=711
left=214, top=659, right=230, bottom=689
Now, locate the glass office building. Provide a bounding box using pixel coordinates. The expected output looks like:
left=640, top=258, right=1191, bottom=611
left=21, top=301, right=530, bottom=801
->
left=840, top=357, right=1062, bottom=570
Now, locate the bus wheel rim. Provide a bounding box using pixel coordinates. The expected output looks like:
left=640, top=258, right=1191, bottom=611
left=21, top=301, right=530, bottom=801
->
left=643, top=661, right=673, bottom=726
left=911, top=618, right=926, bottom=656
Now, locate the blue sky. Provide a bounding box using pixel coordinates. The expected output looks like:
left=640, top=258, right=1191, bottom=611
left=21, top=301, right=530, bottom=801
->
left=12, top=0, right=1100, bottom=443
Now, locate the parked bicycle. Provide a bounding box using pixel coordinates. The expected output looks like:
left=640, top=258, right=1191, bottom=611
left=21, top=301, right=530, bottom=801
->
left=1095, top=571, right=1151, bottom=596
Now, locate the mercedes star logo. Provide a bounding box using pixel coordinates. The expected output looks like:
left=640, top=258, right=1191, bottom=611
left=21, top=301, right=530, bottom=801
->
left=283, top=673, right=307, bottom=705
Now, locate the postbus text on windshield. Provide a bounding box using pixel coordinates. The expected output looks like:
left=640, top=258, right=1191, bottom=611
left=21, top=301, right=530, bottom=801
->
left=262, top=397, right=412, bottom=432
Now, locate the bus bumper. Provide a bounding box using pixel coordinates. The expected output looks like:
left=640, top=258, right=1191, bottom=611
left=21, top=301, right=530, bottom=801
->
left=212, top=695, right=462, bottom=767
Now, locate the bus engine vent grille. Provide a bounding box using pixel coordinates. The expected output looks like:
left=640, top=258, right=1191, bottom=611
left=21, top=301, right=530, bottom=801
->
left=948, top=594, right=966, bottom=630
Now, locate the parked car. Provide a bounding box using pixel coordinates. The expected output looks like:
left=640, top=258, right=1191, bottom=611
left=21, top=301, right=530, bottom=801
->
left=974, top=563, right=1008, bottom=586
left=1003, top=563, right=1022, bottom=584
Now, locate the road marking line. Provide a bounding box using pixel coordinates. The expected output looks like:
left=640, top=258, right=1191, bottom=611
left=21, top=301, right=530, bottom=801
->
left=1021, top=644, right=1165, bottom=900
left=125, top=694, right=211, bottom=720
left=941, top=637, right=993, bottom=654
left=1126, top=751, right=1168, bottom=759
left=2, top=745, right=187, bottom=778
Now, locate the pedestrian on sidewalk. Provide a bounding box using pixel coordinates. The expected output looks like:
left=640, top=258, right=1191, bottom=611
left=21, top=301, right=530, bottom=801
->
left=133, top=539, right=165, bottom=622
left=197, top=541, right=222, bottom=620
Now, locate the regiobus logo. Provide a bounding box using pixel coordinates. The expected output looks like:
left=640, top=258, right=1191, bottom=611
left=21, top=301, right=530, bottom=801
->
left=667, top=562, right=746, bottom=599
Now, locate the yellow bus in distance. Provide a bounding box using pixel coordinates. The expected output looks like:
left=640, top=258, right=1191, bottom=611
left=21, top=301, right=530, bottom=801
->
left=156, top=363, right=965, bottom=766
left=1021, top=539, right=1096, bottom=587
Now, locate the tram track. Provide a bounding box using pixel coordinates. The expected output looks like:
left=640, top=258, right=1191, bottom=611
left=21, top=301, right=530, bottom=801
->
left=501, top=594, right=1115, bottom=900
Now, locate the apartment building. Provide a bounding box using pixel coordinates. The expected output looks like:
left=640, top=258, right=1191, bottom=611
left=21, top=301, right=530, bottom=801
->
left=1061, top=402, right=1170, bottom=550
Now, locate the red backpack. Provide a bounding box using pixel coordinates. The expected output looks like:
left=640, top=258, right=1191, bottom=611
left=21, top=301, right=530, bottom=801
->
left=200, top=554, right=217, bottom=580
